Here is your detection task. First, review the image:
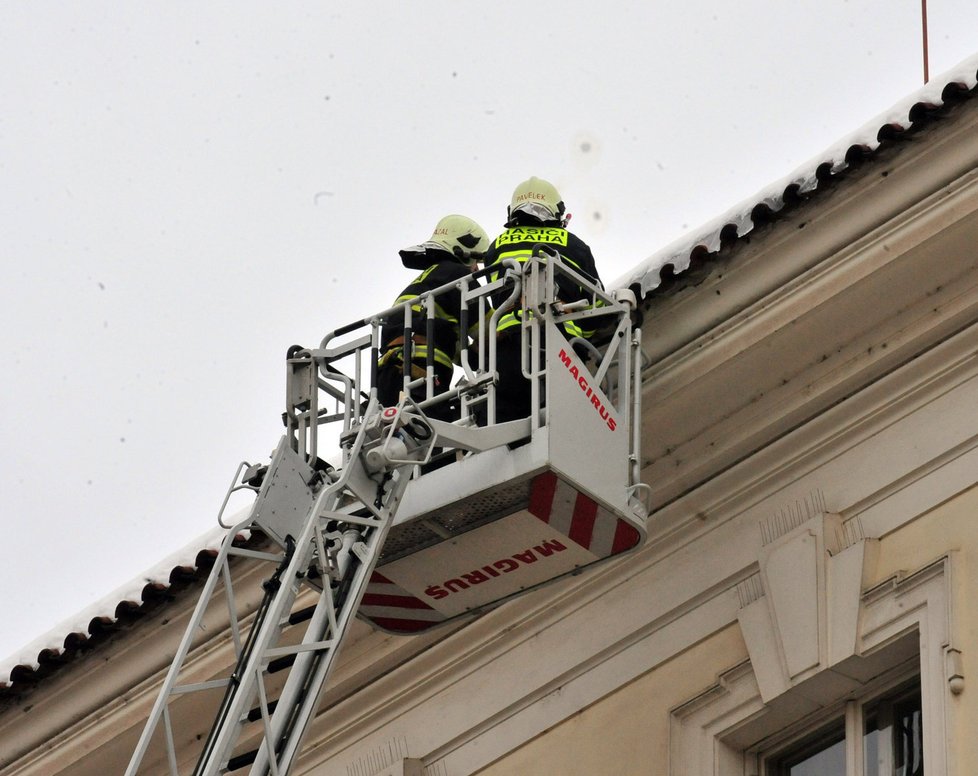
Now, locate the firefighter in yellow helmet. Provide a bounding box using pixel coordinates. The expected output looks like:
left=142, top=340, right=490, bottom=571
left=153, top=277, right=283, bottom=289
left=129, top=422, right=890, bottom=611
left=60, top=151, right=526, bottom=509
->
left=376, top=214, right=489, bottom=421
left=482, top=177, right=604, bottom=423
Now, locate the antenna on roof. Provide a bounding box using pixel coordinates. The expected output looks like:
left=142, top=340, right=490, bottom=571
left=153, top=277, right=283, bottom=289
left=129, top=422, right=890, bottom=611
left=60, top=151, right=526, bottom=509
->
left=921, top=0, right=930, bottom=83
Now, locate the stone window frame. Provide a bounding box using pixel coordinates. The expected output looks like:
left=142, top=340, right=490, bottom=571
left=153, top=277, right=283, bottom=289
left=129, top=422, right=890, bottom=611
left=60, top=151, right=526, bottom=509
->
left=758, top=676, right=923, bottom=775
left=669, top=554, right=955, bottom=776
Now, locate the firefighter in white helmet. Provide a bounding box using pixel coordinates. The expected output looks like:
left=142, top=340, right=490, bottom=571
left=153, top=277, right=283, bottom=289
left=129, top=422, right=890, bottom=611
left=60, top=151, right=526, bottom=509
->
left=376, top=214, right=489, bottom=421
left=482, top=177, right=604, bottom=423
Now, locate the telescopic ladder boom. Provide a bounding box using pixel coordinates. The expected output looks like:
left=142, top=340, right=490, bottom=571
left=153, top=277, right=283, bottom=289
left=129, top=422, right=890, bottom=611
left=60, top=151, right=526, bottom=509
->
left=126, top=394, right=437, bottom=775
left=126, top=247, right=649, bottom=775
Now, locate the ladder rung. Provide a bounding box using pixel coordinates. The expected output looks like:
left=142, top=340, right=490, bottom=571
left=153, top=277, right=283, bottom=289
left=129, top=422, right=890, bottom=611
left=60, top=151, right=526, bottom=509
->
left=246, top=698, right=278, bottom=722
left=225, top=747, right=259, bottom=772
left=244, top=685, right=305, bottom=723
left=268, top=653, right=297, bottom=674
left=288, top=603, right=316, bottom=625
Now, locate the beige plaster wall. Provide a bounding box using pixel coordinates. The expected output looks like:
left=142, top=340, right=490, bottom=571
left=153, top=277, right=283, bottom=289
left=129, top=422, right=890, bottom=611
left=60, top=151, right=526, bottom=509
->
left=473, top=624, right=747, bottom=776
left=870, top=482, right=978, bottom=776
left=473, top=482, right=978, bottom=776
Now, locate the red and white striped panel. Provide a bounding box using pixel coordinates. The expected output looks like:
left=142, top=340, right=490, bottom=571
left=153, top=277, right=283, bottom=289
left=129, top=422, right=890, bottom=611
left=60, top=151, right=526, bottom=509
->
left=527, top=471, right=640, bottom=558
left=359, top=570, right=447, bottom=633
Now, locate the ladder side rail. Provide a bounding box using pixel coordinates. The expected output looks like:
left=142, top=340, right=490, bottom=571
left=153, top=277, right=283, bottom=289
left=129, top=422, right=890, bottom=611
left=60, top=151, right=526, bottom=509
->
left=244, top=522, right=350, bottom=775
left=192, top=539, right=298, bottom=775
left=192, top=403, right=391, bottom=774
left=125, top=513, right=257, bottom=776
left=191, top=480, right=345, bottom=773
left=250, top=467, right=415, bottom=775
left=248, top=404, right=433, bottom=775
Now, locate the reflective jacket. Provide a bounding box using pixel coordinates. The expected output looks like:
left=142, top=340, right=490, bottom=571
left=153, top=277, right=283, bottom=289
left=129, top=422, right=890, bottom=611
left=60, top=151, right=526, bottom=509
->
left=483, top=226, right=603, bottom=338
left=379, top=260, right=478, bottom=372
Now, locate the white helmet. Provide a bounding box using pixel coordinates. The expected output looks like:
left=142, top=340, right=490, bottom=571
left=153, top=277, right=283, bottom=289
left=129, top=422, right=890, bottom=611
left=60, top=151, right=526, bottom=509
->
left=506, top=176, right=566, bottom=226
left=400, top=214, right=489, bottom=269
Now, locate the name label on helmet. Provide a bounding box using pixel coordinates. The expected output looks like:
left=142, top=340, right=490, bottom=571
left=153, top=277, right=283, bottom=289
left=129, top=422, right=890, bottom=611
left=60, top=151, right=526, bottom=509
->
left=514, top=191, right=550, bottom=204
left=495, top=227, right=568, bottom=247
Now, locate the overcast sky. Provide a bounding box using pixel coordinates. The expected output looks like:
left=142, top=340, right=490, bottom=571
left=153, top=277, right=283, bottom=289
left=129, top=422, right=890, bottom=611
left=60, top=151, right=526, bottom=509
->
left=2, top=2, right=977, bottom=666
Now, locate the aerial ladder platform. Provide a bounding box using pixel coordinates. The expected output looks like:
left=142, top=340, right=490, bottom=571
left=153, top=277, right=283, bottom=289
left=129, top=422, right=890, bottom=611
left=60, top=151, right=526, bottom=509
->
left=126, top=248, right=650, bottom=775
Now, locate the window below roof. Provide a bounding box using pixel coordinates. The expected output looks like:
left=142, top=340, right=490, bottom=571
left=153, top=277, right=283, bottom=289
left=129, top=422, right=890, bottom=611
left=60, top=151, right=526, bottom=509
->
left=763, top=679, right=923, bottom=776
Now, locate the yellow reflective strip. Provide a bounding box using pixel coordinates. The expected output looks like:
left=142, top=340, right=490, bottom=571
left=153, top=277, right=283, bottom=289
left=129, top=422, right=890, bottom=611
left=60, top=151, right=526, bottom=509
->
left=393, top=296, right=424, bottom=312
left=495, top=311, right=523, bottom=332
left=412, top=345, right=455, bottom=369
left=380, top=345, right=454, bottom=369
left=496, top=248, right=534, bottom=263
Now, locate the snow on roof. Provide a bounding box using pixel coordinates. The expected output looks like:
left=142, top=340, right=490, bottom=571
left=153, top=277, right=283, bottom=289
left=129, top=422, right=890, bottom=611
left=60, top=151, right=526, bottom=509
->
left=612, top=52, right=978, bottom=296
left=0, top=523, right=248, bottom=688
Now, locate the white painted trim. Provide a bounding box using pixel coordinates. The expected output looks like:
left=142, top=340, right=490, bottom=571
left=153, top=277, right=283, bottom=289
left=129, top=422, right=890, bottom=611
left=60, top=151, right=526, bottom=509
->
left=669, top=557, right=953, bottom=776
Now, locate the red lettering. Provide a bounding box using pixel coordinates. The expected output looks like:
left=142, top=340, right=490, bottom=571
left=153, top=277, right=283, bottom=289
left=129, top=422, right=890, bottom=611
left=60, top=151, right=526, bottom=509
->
left=533, top=539, right=567, bottom=557
left=444, top=578, right=469, bottom=593
left=425, top=541, right=572, bottom=599
left=559, top=345, right=617, bottom=432
left=462, top=571, right=489, bottom=585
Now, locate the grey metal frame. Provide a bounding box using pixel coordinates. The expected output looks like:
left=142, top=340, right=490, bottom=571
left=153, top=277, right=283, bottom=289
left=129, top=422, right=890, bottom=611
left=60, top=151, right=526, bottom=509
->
left=126, top=247, right=647, bottom=775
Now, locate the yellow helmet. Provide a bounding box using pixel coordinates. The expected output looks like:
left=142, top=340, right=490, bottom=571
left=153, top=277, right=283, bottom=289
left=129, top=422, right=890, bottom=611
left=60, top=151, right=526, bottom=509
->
left=400, top=214, right=489, bottom=269
left=507, top=176, right=566, bottom=226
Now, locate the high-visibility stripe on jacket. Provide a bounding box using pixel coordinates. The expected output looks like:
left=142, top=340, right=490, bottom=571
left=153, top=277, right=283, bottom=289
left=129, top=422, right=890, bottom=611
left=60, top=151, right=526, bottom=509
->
left=377, top=343, right=455, bottom=371
left=484, top=226, right=603, bottom=340
left=380, top=259, right=479, bottom=368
